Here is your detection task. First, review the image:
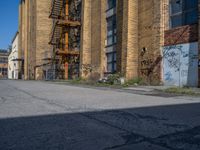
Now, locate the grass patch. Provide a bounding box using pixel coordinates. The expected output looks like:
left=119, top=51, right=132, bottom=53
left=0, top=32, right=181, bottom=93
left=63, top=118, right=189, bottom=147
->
left=51, top=77, right=147, bottom=88
left=125, top=77, right=144, bottom=86
left=52, top=78, right=122, bottom=88
left=163, top=87, right=200, bottom=96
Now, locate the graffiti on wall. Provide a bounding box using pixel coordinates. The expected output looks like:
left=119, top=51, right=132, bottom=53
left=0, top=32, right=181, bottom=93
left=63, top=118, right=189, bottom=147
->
left=140, top=58, right=154, bottom=77
left=163, top=42, right=198, bottom=87
left=163, top=45, right=182, bottom=72
left=140, top=51, right=162, bottom=84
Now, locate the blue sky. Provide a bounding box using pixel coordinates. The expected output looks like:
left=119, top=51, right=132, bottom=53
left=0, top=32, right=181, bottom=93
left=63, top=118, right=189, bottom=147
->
left=0, top=0, right=19, bottom=50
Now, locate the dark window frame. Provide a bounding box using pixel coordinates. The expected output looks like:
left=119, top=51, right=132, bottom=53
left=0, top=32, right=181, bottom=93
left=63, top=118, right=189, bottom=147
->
left=106, top=15, right=117, bottom=47
left=106, top=0, right=117, bottom=74
left=170, top=0, right=198, bottom=28
left=107, top=0, right=116, bottom=11
left=106, top=51, right=117, bottom=73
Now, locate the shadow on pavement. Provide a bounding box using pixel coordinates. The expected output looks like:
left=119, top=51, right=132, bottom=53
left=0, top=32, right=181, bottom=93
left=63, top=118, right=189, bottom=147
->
left=0, top=102, right=200, bottom=150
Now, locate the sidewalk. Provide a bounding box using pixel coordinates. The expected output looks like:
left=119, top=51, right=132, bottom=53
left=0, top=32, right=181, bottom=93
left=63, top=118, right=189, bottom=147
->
left=124, top=86, right=200, bottom=96
left=124, top=86, right=170, bottom=92
left=48, top=80, right=200, bottom=97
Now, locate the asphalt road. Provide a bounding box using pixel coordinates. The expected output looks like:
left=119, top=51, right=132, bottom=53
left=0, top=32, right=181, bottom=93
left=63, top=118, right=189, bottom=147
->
left=0, top=80, right=200, bottom=150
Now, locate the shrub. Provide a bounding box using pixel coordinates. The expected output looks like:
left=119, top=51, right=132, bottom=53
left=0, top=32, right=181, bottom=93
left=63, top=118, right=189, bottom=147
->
left=107, top=73, right=121, bottom=85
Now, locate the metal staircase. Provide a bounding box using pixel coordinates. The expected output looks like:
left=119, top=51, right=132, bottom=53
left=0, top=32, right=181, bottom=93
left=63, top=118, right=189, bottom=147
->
left=49, top=20, right=63, bottom=45
left=49, top=0, right=64, bottom=19
left=49, top=0, right=82, bottom=79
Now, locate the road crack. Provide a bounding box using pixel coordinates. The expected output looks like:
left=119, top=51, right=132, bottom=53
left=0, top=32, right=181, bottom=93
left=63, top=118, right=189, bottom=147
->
left=0, top=97, right=7, bottom=106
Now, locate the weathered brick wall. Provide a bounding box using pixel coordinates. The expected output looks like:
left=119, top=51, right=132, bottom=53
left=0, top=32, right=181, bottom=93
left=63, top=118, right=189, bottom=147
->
left=28, top=0, right=36, bottom=79
left=80, top=0, right=92, bottom=78
left=116, top=0, right=123, bottom=73
left=35, top=0, right=52, bottom=80
left=116, top=0, right=139, bottom=80
left=24, top=0, right=29, bottom=80
left=116, top=0, right=167, bottom=83
left=90, top=0, right=106, bottom=79
left=18, top=3, right=23, bottom=78
left=165, top=24, right=198, bottom=46
left=80, top=0, right=106, bottom=80
left=79, top=0, right=198, bottom=86
left=19, top=0, right=52, bottom=80
left=163, top=0, right=199, bottom=87
left=125, top=0, right=139, bottom=79
left=117, top=0, right=128, bottom=76
left=80, top=0, right=166, bottom=83
left=99, top=0, right=107, bottom=79
left=19, top=0, right=32, bottom=80
left=138, top=0, right=165, bottom=84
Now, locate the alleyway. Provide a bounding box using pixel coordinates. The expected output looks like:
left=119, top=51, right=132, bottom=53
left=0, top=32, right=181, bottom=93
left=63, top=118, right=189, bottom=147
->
left=0, top=80, right=200, bottom=150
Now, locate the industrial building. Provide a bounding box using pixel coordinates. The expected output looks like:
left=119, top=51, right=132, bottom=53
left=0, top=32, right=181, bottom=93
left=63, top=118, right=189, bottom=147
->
left=18, top=0, right=200, bottom=87
left=0, top=49, right=9, bottom=79
left=163, top=0, right=199, bottom=87
left=49, top=0, right=199, bottom=87
left=8, top=32, right=20, bottom=79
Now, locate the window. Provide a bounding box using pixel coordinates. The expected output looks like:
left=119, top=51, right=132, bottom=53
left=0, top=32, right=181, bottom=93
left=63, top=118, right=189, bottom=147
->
left=0, top=57, right=8, bottom=64
left=170, top=0, right=198, bottom=28
left=107, top=0, right=116, bottom=10
left=106, top=0, right=117, bottom=74
left=0, top=68, right=7, bottom=76
left=106, top=15, right=116, bottom=46
left=106, top=52, right=116, bottom=73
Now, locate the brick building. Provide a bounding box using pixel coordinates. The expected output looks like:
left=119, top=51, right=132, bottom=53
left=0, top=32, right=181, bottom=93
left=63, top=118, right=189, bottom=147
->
left=163, top=0, right=199, bottom=87
left=79, top=0, right=168, bottom=83
left=19, top=0, right=200, bottom=87
left=18, top=0, right=52, bottom=80
left=0, top=49, right=9, bottom=79
left=79, top=0, right=200, bottom=87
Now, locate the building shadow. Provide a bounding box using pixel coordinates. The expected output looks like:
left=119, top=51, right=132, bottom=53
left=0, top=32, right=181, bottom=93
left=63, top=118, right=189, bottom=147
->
left=0, top=102, right=200, bottom=150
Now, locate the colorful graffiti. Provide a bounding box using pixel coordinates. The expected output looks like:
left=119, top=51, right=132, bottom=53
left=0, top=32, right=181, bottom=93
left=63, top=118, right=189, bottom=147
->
left=163, top=42, right=198, bottom=87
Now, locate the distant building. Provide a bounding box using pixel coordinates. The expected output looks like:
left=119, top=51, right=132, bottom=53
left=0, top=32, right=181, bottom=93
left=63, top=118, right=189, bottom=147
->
left=0, top=49, right=9, bottom=79
left=8, top=32, right=19, bottom=79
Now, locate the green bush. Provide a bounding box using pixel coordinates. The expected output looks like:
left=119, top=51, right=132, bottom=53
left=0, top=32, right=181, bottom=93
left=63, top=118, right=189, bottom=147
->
left=107, top=73, right=121, bottom=85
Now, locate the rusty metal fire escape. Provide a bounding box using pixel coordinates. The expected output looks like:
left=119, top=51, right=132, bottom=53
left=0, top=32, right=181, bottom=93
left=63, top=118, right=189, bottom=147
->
left=49, top=0, right=81, bottom=79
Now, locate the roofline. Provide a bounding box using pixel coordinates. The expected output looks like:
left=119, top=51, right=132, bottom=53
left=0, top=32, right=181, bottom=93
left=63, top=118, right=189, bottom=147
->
left=11, top=31, right=19, bottom=44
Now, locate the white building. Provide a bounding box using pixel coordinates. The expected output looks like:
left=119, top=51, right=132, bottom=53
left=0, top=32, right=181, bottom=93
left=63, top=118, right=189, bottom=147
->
left=8, top=32, right=19, bottom=79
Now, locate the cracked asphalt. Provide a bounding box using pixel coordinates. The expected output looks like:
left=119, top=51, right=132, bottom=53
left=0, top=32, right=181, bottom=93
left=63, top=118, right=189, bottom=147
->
left=0, top=80, right=200, bottom=150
